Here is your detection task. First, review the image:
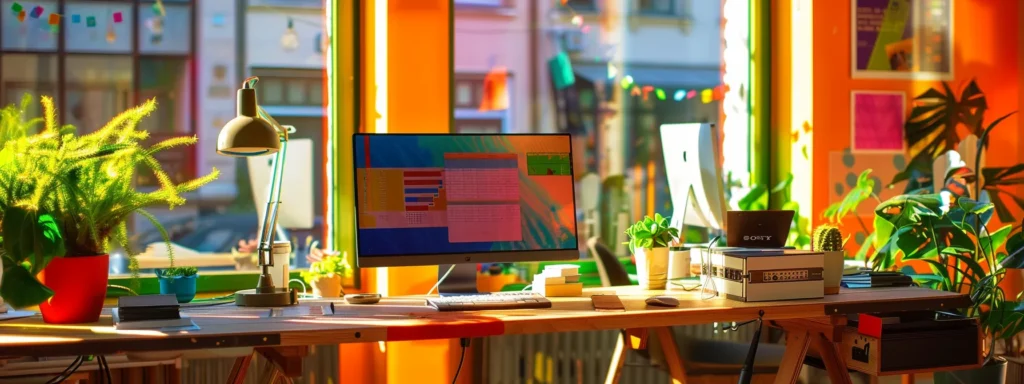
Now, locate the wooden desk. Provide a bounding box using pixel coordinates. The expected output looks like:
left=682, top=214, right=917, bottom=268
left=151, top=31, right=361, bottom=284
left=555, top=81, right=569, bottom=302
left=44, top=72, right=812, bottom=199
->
left=0, top=286, right=972, bottom=384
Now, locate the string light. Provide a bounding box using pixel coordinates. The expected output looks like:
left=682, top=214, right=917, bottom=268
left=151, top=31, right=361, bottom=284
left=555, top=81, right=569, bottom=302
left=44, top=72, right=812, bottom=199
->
left=557, top=3, right=725, bottom=104
left=281, top=17, right=299, bottom=51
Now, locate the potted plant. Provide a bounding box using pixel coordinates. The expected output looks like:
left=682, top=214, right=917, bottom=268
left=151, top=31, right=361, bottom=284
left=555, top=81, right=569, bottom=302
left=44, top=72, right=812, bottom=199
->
left=812, top=225, right=846, bottom=294
left=624, top=213, right=679, bottom=290
left=873, top=193, right=1024, bottom=383
left=0, top=96, right=218, bottom=323
left=301, top=252, right=352, bottom=298
left=156, top=266, right=198, bottom=303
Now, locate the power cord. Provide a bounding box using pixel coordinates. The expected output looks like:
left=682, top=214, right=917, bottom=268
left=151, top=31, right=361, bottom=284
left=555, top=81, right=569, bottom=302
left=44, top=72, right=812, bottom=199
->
left=699, top=236, right=722, bottom=300
left=98, top=355, right=112, bottom=384
left=46, top=356, right=84, bottom=384
left=452, top=338, right=470, bottom=384
left=428, top=264, right=457, bottom=296
left=737, top=310, right=766, bottom=384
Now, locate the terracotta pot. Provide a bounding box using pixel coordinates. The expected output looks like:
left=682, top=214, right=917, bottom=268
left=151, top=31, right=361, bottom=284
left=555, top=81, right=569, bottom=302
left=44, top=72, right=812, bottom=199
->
left=823, top=251, right=844, bottom=294
left=311, top=275, right=343, bottom=298
left=635, top=247, right=669, bottom=290
left=38, top=254, right=109, bottom=324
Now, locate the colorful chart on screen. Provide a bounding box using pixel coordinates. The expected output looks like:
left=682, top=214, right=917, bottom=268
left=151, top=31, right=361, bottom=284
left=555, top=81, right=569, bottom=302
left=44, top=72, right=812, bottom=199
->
left=353, top=134, right=578, bottom=257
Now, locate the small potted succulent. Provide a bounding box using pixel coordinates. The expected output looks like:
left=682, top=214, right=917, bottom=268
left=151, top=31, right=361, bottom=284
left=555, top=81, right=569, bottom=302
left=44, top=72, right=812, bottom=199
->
left=156, top=266, right=198, bottom=303
left=812, top=225, right=846, bottom=294
left=301, top=252, right=352, bottom=298
left=624, top=213, right=679, bottom=290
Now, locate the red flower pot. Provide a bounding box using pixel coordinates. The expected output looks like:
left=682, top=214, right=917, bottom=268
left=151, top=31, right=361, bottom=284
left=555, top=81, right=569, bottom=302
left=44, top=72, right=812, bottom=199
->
left=38, top=254, right=109, bottom=324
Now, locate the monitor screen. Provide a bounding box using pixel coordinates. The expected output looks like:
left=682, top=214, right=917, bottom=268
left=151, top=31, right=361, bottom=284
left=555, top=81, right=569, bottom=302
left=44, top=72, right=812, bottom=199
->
left=352, top=134, right=579, bottom=266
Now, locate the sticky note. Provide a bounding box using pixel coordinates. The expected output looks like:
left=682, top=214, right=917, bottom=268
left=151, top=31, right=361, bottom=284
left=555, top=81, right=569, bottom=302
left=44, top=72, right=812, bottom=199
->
left=10, top=2, right=22, bottom=13
left=112, top=11, right=123, bottom=23
left=701, top=89, right=713, bottom=104
left=29, top=5, right=41, bottom=18
left=86, top=15, right=96, bottom=27
left=71, top=14, right=80, bottom=23
left=47, top=13, right=59, bottom=25
left=17, top=10, right=25, bottom=22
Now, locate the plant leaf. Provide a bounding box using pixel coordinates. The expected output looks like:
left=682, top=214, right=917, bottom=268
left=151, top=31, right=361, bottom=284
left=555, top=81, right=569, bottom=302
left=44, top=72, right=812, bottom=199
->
left=0, top=263, right=53, bottom=308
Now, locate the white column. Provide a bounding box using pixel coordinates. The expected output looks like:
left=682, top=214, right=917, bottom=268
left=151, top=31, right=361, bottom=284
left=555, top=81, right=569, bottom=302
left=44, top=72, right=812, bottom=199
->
left=196, top=0, right=240, bottom=199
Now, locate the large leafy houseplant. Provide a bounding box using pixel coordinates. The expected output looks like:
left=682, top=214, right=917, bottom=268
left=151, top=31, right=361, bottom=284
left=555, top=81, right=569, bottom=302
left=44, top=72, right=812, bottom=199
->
left=873, top=193, right=1024, bottom=363
left=0, top=96, right=219, bottom=309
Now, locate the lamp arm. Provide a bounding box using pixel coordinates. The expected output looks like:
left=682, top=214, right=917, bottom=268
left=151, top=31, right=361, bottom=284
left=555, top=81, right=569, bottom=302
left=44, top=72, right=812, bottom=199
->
left=258, top=137, right=288, bottom=270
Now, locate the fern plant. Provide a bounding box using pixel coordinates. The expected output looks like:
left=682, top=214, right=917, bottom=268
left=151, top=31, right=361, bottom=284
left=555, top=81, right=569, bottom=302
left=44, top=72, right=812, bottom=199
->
left=0, top=95, right=219, bottom=308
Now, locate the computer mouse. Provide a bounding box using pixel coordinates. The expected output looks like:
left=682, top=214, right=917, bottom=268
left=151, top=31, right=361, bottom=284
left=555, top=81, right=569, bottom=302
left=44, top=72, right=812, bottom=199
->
left=645, top=295, right=679, bottom=307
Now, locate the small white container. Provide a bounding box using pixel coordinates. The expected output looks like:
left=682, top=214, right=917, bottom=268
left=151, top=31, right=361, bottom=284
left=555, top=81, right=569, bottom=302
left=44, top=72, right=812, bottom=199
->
left=268, top=241, right=291, bottom=288
left=668, top=247, right=692, bottom=280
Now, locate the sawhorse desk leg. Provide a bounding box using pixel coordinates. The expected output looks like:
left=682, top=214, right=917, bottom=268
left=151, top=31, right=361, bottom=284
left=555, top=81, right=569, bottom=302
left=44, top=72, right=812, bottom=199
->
left=227, top=346, right=309, bottom=384
left=605, top=328, right=687, bottom=384
left=773, top=318, right=853, bottom=384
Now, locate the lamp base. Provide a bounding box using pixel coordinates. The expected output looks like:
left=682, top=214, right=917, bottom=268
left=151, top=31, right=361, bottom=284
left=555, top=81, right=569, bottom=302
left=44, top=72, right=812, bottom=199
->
left=234, top=288, right=298, bottom=307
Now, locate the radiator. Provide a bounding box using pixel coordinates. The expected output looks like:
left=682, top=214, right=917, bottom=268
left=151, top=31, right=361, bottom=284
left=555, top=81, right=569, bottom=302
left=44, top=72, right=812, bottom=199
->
left=181, top=345, right=338, bottom=384
left=485, top=324, right=756, bottom=384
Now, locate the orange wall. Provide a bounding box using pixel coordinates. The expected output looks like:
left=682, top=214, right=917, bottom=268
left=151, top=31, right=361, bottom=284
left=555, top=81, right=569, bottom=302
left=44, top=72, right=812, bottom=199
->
left=811, top=0, right=1021, bottom=223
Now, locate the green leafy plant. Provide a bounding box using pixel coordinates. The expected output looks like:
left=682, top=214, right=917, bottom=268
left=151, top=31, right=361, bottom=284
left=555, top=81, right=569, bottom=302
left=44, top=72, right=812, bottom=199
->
left=891, top=80, right=1023, bottom=223
left=813, top=225, right=845, bottom=252
left=738, top=174, right=811, bottom=248
left=873, top=193, right=1024, bottom=360
left=301, top=254, right=353, bottom=283
left=821, top=169, right=884, bottom=261
left=623, top=213, right=679, bottom=254
left=0, top=95, right=219, bottom=308
left=158, top=266, right=198, bottom=278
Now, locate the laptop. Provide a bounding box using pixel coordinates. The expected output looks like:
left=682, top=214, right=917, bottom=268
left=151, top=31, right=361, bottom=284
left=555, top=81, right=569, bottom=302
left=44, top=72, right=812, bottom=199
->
left=725, top=210, right=794, bottom=248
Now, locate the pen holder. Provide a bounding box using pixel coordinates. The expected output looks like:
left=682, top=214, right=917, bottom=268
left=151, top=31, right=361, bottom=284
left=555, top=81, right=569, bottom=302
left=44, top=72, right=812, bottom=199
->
left=635, top=247, right=669, bottom=290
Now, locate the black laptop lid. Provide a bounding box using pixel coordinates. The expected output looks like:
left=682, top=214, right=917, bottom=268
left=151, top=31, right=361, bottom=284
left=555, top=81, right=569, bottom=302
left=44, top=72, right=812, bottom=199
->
left=725, top=210, right=794, bottom=248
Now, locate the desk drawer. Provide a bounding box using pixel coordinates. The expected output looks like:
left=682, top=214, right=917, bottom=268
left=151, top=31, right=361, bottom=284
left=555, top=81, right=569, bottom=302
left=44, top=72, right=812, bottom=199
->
left=840, top=322, right=982, bottom=376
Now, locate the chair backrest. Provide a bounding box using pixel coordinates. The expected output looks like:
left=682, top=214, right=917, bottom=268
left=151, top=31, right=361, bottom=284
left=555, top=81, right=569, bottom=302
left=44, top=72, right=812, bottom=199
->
left=587, top=237, right=632, bottom=287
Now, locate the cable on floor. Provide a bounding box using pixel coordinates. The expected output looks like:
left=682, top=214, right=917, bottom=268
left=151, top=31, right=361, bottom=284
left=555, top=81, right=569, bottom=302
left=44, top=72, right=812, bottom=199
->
left=452, top=337, right=470, bottom=384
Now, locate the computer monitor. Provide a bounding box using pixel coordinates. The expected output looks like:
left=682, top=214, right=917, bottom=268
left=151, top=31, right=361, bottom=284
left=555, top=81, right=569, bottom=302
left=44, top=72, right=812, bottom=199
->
left=660, top=123, right=728, bottom=233
left=352, top=133, right=580, bottom=294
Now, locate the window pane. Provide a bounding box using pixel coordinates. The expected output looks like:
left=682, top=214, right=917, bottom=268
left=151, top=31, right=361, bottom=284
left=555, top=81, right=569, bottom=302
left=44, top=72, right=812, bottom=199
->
left=140, top=3, right=191, bottom=54
left=64, top=2, right=134, bottom=53
left=1, top=0, right=58, bottom=51
left=455, top=0, right=737, bottom=256
left=285, top=80, right=307, bottom=104
left=260, top=78, right=285, bottom=104
left=64, top=55, right=133, bottom=133
left=138, top=58, right=191, bottom=134
left=1, top=54, right=57, bottom=121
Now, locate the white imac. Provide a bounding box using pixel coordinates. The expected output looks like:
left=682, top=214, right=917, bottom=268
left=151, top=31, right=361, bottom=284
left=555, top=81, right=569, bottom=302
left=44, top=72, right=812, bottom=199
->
left=660, top=123, right=728, bottom=233
left=247, top=137, right=315, bottom=230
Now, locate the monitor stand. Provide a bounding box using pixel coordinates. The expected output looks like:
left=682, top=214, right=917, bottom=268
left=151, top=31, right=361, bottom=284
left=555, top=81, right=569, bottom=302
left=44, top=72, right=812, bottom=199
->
left=437, top=264, right=480, bottom=296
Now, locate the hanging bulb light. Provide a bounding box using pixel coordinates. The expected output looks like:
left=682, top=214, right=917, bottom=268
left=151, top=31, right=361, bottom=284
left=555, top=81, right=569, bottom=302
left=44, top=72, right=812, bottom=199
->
left=281, top=17, right=299, bottom=51
left=106, top=20, right=117, bottom=43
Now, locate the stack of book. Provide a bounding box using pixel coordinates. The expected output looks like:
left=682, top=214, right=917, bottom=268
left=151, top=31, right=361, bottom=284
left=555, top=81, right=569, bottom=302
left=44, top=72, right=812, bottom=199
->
left=532, top=265, right=583, bottom=297
left=841, top=271, right=914, bottom=289
left=113, top=294, right=198, bottom=330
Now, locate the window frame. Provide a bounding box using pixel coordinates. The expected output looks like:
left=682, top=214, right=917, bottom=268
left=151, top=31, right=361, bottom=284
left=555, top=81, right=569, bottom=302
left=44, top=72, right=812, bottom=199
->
left=637, top=0, right=676, bottom=16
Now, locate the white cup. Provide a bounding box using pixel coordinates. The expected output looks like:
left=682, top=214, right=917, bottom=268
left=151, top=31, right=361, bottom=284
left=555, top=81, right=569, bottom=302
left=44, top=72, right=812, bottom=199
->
left=668, top=247, right=692, bottom=280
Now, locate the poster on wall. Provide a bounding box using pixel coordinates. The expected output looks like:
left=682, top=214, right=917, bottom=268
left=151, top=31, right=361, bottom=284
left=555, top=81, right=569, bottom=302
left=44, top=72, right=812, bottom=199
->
left=851, top=91, right=905, bottom=152
left=852, top=0, right=952, bottom=79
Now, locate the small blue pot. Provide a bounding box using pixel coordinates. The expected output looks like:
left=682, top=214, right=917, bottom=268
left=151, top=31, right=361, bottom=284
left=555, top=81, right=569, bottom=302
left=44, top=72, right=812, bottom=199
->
left=158, top=275, right=197, bottom=303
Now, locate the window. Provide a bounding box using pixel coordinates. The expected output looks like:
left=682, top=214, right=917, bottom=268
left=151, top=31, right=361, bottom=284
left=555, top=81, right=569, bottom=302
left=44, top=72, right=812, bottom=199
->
left=639, top=0, right=675, bottom=15
left=452, top=73, right=511, bottom=133
left=454, top=0, right=749, bottom=255
left=0, top=0, right=342, bottom=287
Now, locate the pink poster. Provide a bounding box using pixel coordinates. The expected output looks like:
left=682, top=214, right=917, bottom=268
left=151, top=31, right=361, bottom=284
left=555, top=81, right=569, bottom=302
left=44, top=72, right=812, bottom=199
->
left=852, top=92, right=905, bottom=151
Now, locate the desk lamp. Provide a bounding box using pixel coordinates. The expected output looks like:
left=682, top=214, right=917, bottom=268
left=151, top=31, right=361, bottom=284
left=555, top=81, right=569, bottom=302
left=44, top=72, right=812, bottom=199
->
left=217, top=76, right=298, bottom=307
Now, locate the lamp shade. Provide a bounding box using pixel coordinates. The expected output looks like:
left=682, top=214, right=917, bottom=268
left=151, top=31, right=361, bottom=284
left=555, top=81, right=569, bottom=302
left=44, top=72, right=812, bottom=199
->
left=216, top=115, right=281, bottom=157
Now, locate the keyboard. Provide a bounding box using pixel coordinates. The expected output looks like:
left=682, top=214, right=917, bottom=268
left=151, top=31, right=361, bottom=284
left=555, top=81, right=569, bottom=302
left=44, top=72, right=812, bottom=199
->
left=426, top=292, right=552, bottom=312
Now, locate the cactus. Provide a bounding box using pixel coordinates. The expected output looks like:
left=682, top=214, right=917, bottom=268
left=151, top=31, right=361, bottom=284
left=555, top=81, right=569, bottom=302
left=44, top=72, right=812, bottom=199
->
left=813, top=225, right=844, bottom=252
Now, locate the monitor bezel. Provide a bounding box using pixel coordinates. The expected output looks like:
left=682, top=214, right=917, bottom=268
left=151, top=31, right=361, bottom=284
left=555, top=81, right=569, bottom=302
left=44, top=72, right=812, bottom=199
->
left=351, top=133, right=580, bottom=268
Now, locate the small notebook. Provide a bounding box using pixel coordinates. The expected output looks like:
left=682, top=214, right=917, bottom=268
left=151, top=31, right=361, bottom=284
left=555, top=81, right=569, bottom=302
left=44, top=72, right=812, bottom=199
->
left=591, top=295, right=625, bottom=311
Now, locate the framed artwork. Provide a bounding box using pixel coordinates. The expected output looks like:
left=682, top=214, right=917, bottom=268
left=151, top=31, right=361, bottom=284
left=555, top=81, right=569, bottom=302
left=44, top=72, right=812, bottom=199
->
left=851, top=0, right=953, bottom=80
left=851, top=91, right=905, bottom=152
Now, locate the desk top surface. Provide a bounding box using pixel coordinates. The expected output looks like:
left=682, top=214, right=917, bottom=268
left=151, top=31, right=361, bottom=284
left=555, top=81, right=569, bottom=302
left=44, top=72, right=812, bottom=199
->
left=0, top=286, right=969, bottom=357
